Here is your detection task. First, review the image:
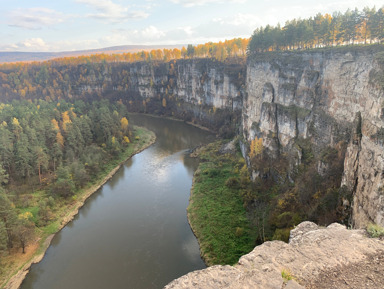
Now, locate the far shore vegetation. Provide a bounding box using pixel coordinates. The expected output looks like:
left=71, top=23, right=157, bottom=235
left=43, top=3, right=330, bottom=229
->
left=0, top=4, right=382, bottom=284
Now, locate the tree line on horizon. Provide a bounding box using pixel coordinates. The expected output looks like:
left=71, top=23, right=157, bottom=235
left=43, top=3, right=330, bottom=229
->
left=248, top=6, right=384, bottom=53
left=0, top=38, right=249, bottom=69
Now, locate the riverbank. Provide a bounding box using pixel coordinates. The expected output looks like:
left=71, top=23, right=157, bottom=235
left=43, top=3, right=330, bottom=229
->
left=1, top=126, right=156, bottom=289
left=187, top=140, right=256, bottom=266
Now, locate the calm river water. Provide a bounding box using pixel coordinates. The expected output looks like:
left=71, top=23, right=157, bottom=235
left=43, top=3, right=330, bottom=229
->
left=20, top=114, right=214, bottom=289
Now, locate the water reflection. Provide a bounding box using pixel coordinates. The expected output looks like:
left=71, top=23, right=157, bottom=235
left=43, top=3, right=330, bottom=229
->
left=20, top=114, right=214, bottom=289
left=107, top=164, right=126, bottom=190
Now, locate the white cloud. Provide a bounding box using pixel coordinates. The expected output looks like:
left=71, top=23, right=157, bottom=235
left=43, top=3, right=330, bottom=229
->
left=215, top=13, right=261, bottom=27
left=188, top=13, right=263, bottom=41
left=101, top=26, right=167, bottom=45
left=96, top=25, right=198, bottom=47
left=170, top=0, right=246, bottom=7
left=141, top=26, right=166, bottom=39
left=0, top=38, right=50, bottom=52
left=76, top=0, right=149, bottom=22
left=8, top=8, right=65, bottom=30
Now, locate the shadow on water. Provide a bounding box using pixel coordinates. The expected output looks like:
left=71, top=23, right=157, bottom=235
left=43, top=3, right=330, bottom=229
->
left=20, top=114, right=215, bottom=289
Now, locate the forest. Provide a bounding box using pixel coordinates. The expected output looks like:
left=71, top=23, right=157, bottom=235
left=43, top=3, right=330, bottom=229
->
left=0, top=5, right=383, bottom=282
left=0, top=99, right=139, bottom=262
left=248, top=7, right=384, bottom=53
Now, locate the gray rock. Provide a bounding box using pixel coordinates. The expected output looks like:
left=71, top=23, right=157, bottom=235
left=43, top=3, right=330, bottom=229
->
left=165, top=221, right=384, bottom=289
left=242, top=49, right=384, bottom=228
left=285, top=280, right=305, bottom=289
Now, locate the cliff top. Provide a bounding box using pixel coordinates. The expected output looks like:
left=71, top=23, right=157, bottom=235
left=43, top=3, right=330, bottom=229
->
left=247, top=44, right=384, bottom=64
left=165, top=221, right=384, bottom=289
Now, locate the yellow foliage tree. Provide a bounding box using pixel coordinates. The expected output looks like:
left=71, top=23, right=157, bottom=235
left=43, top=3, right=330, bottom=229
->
left=120, top=117, right=129, bottom=131
left=162, top=97, right=167, bottom=108
left=56, top=132, right=64, bottom=147
left=18, top=211, right=33, bottom=221
left=249, top=137, right=263, bottom=159
left=12, top=117, right=20, bottom=127
left=123, top=136, right=130, bottom=143
left=61, top=111, right=72, bottom=132
left=12, top=117, right=22, bottom=137
left=51, top=119, right=60, bottom=131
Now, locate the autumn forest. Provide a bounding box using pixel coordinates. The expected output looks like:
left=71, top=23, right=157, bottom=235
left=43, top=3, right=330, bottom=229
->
left=0, top=5, right=383, bottom=286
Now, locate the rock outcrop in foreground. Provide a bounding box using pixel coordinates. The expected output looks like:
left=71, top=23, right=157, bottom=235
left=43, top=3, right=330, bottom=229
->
left=165, top=221, right=384, bottom=289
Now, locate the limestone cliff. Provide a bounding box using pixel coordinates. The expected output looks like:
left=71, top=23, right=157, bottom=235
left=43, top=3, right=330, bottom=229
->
left=164, top=221, right=384, bottom=289
left=97, top=59, right=244, bottom=132
left=242, top=46, right=384, bottom=228
left=1, top=46, right=382, bottom=228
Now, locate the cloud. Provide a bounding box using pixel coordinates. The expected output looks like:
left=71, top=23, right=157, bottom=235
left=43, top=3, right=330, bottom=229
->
left=213, top=13, right=261, bottom=28
left=102, top=26, right=167, bottom=45
left=188, top=13, right=263, bottom=41
left=8, top=8, right=65, bottom=30
left=169, top=0, right=246, bottom=7
left=141, top=26, right=166, bottom=39
left=0, top=38, right=50, bottom=52
left=76, top=0, right=149, bottom=22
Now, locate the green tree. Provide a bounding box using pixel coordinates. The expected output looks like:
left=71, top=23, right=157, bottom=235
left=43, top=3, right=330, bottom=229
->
left=372, top=8, right=384, bottom=43
left=70, top=161, right=89, bottom=189
left=0, top=192, right=17, bottom=249
left=0, top=126, right=14, bottom=176
left=0, top=220, right=7, bottom=253
left=37, top=199, right=53, bottom=226
left=14, top=132, right=33, bottom=179
left=15, top=213, right=35, bottom=254
left=51, top=166, right=75, bottom=198
left=0, top=162, right=9, bottom=185
left=186, top=44, right=195, bottom=58
left=34, top=146, right=49, bottom=184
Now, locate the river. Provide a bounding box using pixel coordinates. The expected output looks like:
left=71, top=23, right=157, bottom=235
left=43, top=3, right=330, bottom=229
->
left=20, top=114, right=215, bottom=289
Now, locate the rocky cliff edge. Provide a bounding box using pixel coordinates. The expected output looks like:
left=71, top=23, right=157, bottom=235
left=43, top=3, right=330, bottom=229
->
left=165, top=221, right=384, bottom=289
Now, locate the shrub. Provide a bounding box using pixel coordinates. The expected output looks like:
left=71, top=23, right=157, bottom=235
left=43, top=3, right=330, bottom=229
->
left=281, top=269, right=294, bottom=282
left=225, top=177, right=240, bottom=189
left=273, top=228, right=291, bottom=242
left=367, top=223, right=384, bottom=238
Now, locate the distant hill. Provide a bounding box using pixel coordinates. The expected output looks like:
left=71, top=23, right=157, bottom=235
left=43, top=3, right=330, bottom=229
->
left=0, top=44, right=185, bottom=63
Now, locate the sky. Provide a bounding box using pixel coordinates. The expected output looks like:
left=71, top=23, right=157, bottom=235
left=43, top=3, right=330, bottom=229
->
left=1, top=0, right=383, bottom=52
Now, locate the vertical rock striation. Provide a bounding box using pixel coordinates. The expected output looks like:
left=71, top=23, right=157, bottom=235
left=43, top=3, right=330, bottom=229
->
left=111, top=59, right=245, bottom=132
left=243, top=46, right=384, bottom=228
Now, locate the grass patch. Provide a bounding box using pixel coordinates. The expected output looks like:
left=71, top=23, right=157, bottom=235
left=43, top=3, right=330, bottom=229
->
left=281, top=269, right=294, bottom=283
left=367, top=223, right=384, bottom=238
left=188, top=140, right=255, bottom=265
left=41, top=221, right=60, bottom=236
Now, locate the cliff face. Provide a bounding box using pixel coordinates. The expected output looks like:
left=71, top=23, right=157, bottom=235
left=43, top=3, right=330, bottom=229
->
left=0, top=58, right=244, bottom=133
left=243, top=47, right=384, bottom=228
left=1, top=47, right=382, bottom=227
left=107, top=59, right=244, bottom=132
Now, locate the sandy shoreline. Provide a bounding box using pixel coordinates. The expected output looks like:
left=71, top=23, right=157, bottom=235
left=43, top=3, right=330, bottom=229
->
left=2, top=127, right=156, bottom=289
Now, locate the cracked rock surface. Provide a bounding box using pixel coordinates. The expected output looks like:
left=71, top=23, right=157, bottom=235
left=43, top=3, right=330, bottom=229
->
left=165, top=221, right=384, bottom=289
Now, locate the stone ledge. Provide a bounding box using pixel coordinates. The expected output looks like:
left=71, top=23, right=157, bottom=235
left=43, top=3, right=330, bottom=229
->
left=165, top=221, right=384, bottom=289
